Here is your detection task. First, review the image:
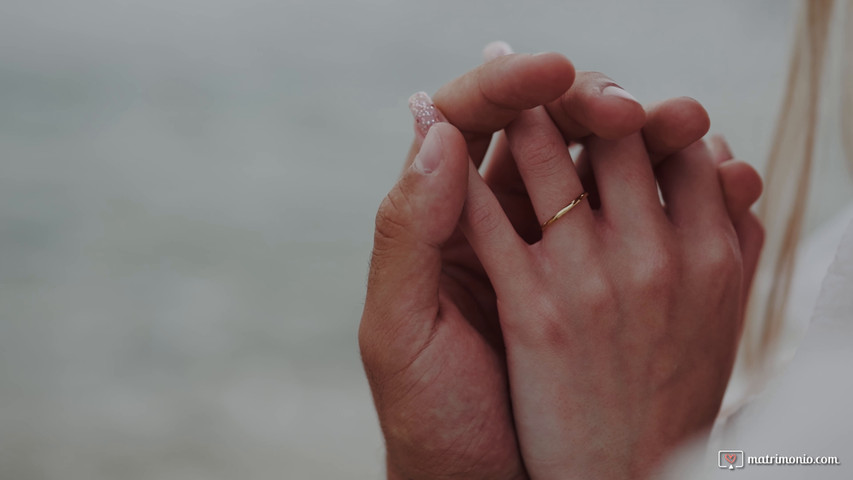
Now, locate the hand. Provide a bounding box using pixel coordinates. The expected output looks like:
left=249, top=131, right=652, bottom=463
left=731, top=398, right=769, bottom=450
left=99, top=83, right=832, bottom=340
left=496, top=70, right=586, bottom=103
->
left=361, top=53, right=579, bottom=479
left=459, top=106, right=761, bottom=479
left=360, top=48, right=761, bottom=479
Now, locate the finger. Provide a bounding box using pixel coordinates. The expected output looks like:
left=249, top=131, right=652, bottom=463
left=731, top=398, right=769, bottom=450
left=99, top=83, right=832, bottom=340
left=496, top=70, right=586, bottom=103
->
left=431, top=52, right=576, bottom=165
left=693, top=133, right=764, bottom=320
left=482, top=132, right=544, bottom=244
left=707, top=133, right=765, bottom=221
left=476, top=40, right=516, bottom=186
left=734, top=212, right=764, bottom=324
left=402, top=92, right=449, bottom=171
left=656, top=141, right=729, bottom=228
left=504, top=107, right=593, bottom=234
left=364, top=123, right=468, bottom=344
left=709, top=133, right=735, bottom=164
left=544, top=92, right=708, bottom=157
left=570, top=147, right=601, bottom=210
left=409, top=91, right=449, bottom=142
left=460, top=160, right=531, bottom=297
left=476, top=41, right=545, bottom=244
left=707, top=133, right=764, bottom=322
left=478, top=54, right=622, bottom=239
left=556, top=96, right=709, bottom=209
left=482, top=131, right=518, bottom=193
left=718, top=160, right=764, bottom=222
left=544, top=71, right=646, bottom=141
left=642, top=97, right=711, bottom=164
left=585, top=133, right=664, bottom=227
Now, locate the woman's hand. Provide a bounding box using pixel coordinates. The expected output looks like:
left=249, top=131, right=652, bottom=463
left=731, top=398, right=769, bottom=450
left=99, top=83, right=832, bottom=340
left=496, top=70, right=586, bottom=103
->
left=360, top=47, right=762, bottom=479
left=460, top=106, right=756, bottom=479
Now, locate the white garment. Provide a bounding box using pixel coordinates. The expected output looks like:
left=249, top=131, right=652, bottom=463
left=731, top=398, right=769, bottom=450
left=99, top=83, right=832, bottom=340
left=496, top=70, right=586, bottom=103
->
left=662, top=206, right=853, bottom=479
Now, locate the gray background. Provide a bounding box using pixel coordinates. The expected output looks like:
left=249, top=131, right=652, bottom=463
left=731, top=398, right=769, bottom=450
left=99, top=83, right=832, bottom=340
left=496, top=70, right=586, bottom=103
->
left=1, top=0, right=850, bottom=478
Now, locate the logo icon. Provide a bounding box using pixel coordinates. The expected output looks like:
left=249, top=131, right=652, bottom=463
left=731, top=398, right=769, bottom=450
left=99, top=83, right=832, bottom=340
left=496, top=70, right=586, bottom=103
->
left=718, top=450, right=744, bottom=470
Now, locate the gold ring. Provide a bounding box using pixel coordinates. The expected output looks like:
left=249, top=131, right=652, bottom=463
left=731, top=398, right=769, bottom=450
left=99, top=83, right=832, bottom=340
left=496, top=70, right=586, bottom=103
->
left=541, top=192, right=588, bottom=231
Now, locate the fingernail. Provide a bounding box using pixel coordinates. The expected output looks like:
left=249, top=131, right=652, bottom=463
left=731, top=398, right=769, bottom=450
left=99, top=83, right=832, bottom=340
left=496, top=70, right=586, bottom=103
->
left=412, top=125, right=442, bottom=175
left=409, top=91, right=446, bottom=139
left=483, top=40, right=514, bottom=61
left=602, top=85, right=638, bottom=102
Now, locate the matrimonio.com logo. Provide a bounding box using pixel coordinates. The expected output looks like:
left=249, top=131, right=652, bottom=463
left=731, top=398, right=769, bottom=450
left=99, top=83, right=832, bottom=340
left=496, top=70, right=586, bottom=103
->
left=718, top=449, right=841, bottom=470
left=718, top=450, right=744, bottom=470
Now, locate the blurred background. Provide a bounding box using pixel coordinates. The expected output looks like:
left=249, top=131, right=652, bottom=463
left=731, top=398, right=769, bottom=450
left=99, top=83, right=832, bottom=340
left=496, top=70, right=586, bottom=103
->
left=1, top=0, right=851, bottom=478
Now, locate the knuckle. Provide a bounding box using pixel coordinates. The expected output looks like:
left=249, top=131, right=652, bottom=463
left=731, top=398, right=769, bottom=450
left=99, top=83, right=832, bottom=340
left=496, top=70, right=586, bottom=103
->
left=465, top=199, right=501, bottom=236
left=629, top=248, right=678, bottom=294
left=698, top=234, right=740, bottom=277
left=520, top=140, right=566, bottom=179
left=374, top=191, right=413, bottom=247
left=504, top=271, right=619, bottom=348
left=577, top=270, right=617, bottom=316
left=646, top=340, right=682, bottom=387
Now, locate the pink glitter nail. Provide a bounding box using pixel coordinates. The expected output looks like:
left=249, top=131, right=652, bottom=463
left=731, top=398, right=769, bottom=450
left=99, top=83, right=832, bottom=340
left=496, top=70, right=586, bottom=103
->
left=408, top=91, right=446, bottom=138
left=482, top=40, right=514, bottom=62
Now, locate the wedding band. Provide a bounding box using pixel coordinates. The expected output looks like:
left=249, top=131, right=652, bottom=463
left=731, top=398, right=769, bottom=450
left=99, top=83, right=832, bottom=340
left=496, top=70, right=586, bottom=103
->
left=541, top=192, right=588, bottom=231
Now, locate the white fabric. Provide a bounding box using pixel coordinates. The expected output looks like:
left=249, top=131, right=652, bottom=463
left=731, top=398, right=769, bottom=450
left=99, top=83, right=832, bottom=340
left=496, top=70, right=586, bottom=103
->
left=662, top=206, right=853, bottom=479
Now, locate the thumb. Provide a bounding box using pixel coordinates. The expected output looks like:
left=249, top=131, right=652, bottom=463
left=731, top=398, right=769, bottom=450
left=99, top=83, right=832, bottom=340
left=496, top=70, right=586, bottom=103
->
left=361, top=122, right=468, bottom=359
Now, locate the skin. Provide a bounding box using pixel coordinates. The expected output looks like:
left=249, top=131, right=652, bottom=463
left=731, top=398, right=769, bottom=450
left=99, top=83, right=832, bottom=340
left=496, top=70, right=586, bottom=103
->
left=359, top=52, right=764, bottom=479
left=460, top=107, right=751, bottom=479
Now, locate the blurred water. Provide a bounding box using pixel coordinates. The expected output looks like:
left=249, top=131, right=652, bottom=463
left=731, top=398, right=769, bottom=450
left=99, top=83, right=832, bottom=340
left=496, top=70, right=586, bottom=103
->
left=0, top=0, right=850, bottom=478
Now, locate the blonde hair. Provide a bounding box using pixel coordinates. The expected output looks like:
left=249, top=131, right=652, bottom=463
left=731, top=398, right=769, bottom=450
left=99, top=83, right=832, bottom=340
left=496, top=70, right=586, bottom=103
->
left=741, top=0, right=852, bottom=378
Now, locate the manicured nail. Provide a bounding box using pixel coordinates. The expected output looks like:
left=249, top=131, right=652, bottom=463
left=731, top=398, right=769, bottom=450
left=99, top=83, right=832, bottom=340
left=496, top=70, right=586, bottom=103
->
left=409, top=91, right=446, bottom=139
left=602, top=85, right=638, bottom=102
left=412, top=125, right=442, bottom=175
left=483, top=40, right=514, bottom=61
